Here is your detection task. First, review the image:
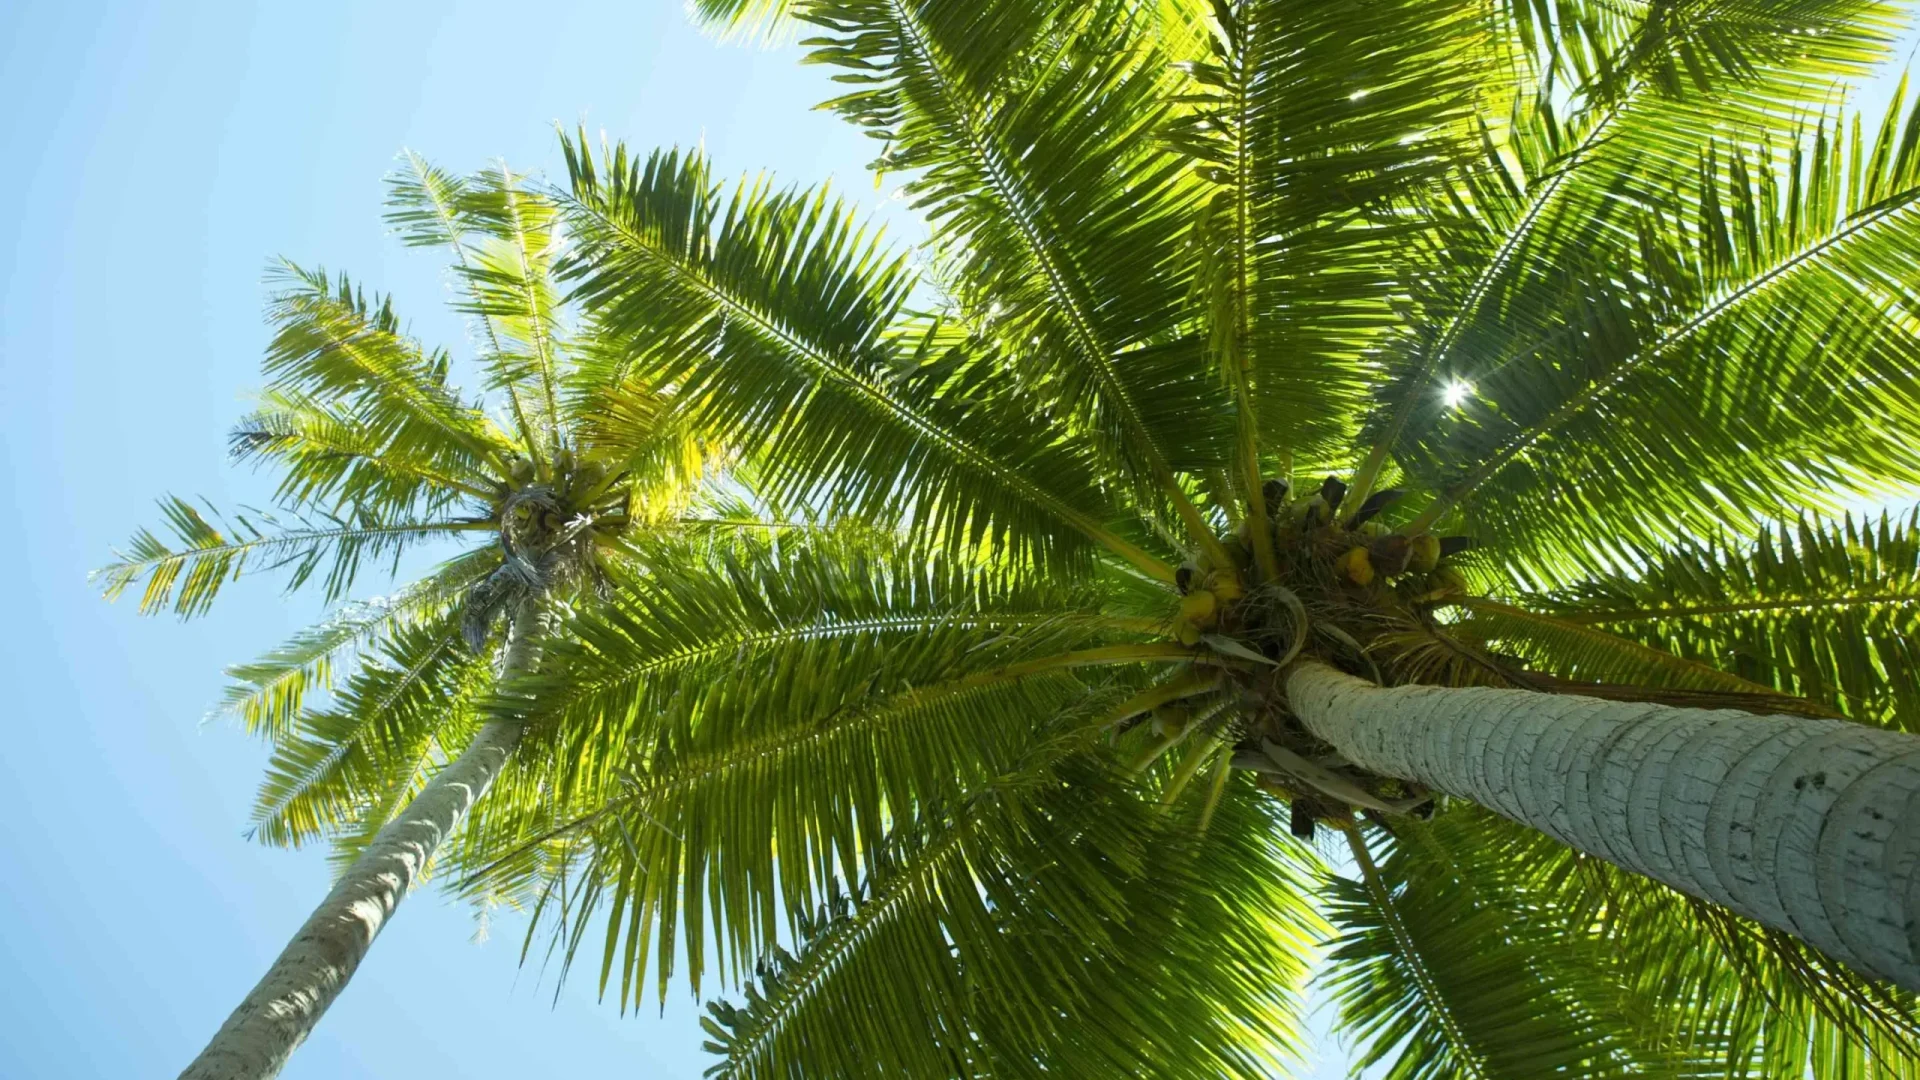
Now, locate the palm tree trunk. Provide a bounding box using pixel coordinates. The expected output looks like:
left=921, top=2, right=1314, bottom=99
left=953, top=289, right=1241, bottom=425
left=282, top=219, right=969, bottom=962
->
left=180, top=597, right=552, bottom=1080
left=1286, top=660, right=1920, bottom=991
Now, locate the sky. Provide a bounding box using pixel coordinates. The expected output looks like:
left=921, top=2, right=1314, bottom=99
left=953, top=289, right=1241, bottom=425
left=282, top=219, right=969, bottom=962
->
left=0, top=3, right=1915, bottom=1079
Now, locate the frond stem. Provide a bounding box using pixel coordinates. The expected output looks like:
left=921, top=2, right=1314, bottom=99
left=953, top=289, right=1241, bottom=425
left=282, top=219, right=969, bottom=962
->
left=1341, top=824, right=1492, bottom=1080
left=1410, top=190, right=1920, bottom=532
left=1346, top=93, right=1635, bottom=512
left=883, top=0, right=1226, bottom=569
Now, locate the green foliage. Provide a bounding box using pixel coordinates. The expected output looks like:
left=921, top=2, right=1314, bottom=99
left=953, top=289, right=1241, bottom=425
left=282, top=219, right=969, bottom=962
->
left=702, top=763, right=1319, bottom=1079
left=249, top=612, right=489, bottom=852
left=101, top=154, right=708, bottom=871
left=1325, top=823, right=1653, bottom=1080
left=120, top=0, right=1920, bottom=1076
left=1525, top=510, right=1920, bottom=728
left=95, top=495, right=474, bottom=616
left=557, top=136, right=1157, bottom=573
left=504, top=1, right=1920, bottom=1074
left=1326, top=808, right=1920, bottom=1079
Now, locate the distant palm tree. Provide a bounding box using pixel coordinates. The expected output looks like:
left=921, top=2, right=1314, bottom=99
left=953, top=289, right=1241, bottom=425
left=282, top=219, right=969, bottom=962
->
left=98, top=157, right=711, bottom=1079
left=456, top=0, right=1920, bottom=1075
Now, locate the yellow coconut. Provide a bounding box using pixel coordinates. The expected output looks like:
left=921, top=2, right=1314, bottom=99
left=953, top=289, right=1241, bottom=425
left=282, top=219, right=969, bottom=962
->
left=1179, top=589, right=1219, bottom=628
left=1406, top=533, right=1442, bottom=573
left=1335, top=547, right=1375, bottom=587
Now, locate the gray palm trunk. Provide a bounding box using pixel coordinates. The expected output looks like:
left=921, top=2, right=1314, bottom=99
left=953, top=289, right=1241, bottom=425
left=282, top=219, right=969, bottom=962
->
left=1287, top=660, right=1920, bottom=992
left=180, top=597, right=552, bottom=1080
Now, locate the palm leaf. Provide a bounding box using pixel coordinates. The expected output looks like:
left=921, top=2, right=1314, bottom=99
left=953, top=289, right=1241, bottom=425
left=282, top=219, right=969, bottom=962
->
left=248, top=614, right=490, bottom=850
left=1324, top=820, right=1655, bottom=1080
left=701, top=755, right=1318, bottom=1079
left=262, top=260, right=508, bottom=471
left=1411, top=806, right=1920, bottom=1078
left=1394, top=30, right=1920, bottom=573
left=558, top=138, right=1172, bottom=578
left=230, top=389, right=497, bottom=515
left=214, top=549, right=498, bottom=741
left=1523, top=508, right=1920, bottom=728
left=796, top=0, right=1232, bottom=543
left=94, top=495, right=483, bottom=615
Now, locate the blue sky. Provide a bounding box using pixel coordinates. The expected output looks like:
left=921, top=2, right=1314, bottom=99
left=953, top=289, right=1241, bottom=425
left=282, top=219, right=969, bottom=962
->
left=1, top=3, right=1914, bottom=1078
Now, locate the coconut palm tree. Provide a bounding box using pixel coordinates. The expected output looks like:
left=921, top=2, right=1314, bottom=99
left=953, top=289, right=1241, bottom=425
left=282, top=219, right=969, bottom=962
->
left=96, top=157, right=715, bottom=1079
left=449, top=0, right=1920, bottom=1074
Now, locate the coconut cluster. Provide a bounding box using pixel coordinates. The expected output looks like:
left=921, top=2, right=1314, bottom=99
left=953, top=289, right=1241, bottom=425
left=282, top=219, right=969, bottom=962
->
left=462, top=446, right=630, bottom=652
left=1169, top=475, right=1473, bottom=652
left=1157, top=475, right=1475, bottom=834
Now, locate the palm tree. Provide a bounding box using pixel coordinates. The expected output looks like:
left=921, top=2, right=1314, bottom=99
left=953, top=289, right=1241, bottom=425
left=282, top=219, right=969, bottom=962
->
left=450, top=0, right=1920, bottom=1074
left=97, top=157, right=711, bottom=1079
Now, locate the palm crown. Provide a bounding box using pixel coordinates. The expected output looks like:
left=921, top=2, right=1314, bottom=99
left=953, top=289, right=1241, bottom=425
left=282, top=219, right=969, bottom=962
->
left=434, top=0, right=1920, bottom=1076
left=98, top=156, right=706, bottom=863
left=106, top=0, right=1920, bottom=1077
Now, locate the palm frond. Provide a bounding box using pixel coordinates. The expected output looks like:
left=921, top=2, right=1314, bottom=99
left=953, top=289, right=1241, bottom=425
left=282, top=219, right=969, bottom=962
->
left=702, top=756, right=1318, bottom=1079
left=262, top=260, right=508, bottom=471
left=449, top=526, right=1189, bottom=991
left=94, top=495, right=482, bottom=616
left=558, top=138, right=1172, bottom=578
left=384, top=150, right=480, bottom=254
left=214, top=549, right=499, bottom=741
left=797, top=0, right=1232, bottom=542
left=1522, top=509, right=1920, bottom=728
left=453, top=164, right=568, bottom=453
left=1176, top=0, right=1497, bottom=471
left=248, top=615, right=490, bottom=850
left=230, top=389, right=497, bottom=514
left=1407, top=806, right=1920, bottom=1078
left=1324, top=820, right=1655, bottom=1080
left=1396, top=37, right=1920, bottom=571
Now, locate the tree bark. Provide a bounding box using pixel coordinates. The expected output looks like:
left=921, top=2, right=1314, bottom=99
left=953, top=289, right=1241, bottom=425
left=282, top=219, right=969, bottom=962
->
left=180, top=597, right=552, bottom=1080
left=1286, top=660, right=1920, bottom=991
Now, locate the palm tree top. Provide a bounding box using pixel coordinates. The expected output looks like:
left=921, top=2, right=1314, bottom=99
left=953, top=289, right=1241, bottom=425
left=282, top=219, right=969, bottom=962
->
left=473, top=1, right=1920, bottom=1074
left=94, top=155, right=708, bottom=852
left=104, top=1, right=1920, bottom=1076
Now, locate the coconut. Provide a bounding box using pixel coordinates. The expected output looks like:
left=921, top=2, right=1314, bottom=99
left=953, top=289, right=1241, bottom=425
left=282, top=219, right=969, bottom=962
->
left=1406, top=533, right=1441, bottom=573
left=1150, top=705, right=1190, bottom=738
left=1335, top=547, right=1375, bottom=586
left=1368, top=534, right=1412, bottom=576
left=1179, top=589, right=1219, bottom=628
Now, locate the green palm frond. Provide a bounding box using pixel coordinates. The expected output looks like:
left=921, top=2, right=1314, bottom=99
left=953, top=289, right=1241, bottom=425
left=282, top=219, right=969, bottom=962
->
left=796, top=0, right=1231, bottom=542
left=1175, top=0, right=1498, bottom=469
left=453, top=164, right=568, bottom=453
left=95, top=495, right=484, bottom=616
left=1523, top=509, right=1920, bottom=727
left=688, top=0, right=802, bottom=41
left=1453, top=597, right=1806, bottom=697
left=230, top=389, right=496, bottom=514
left=214, top=549, right=499, bottom=741
left=505, top=524, right=1166, bottom=797
left=384, top=150, right=481, bottom=252
left=1325, top=821, right=1657, bottom=1080
left=249, top=614, right=491, bottom=850
left=451, top=530, right=1185, bottom=985
left=262, top=260, right=508, bottom=471
left=701, top=756, right=1318, bottom=1079
left=558, top=137, right=1172, bottom=578
left=1407, top=807, right=1920, bottom=1078
left=1393, top=36, right=1920, bottom=572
